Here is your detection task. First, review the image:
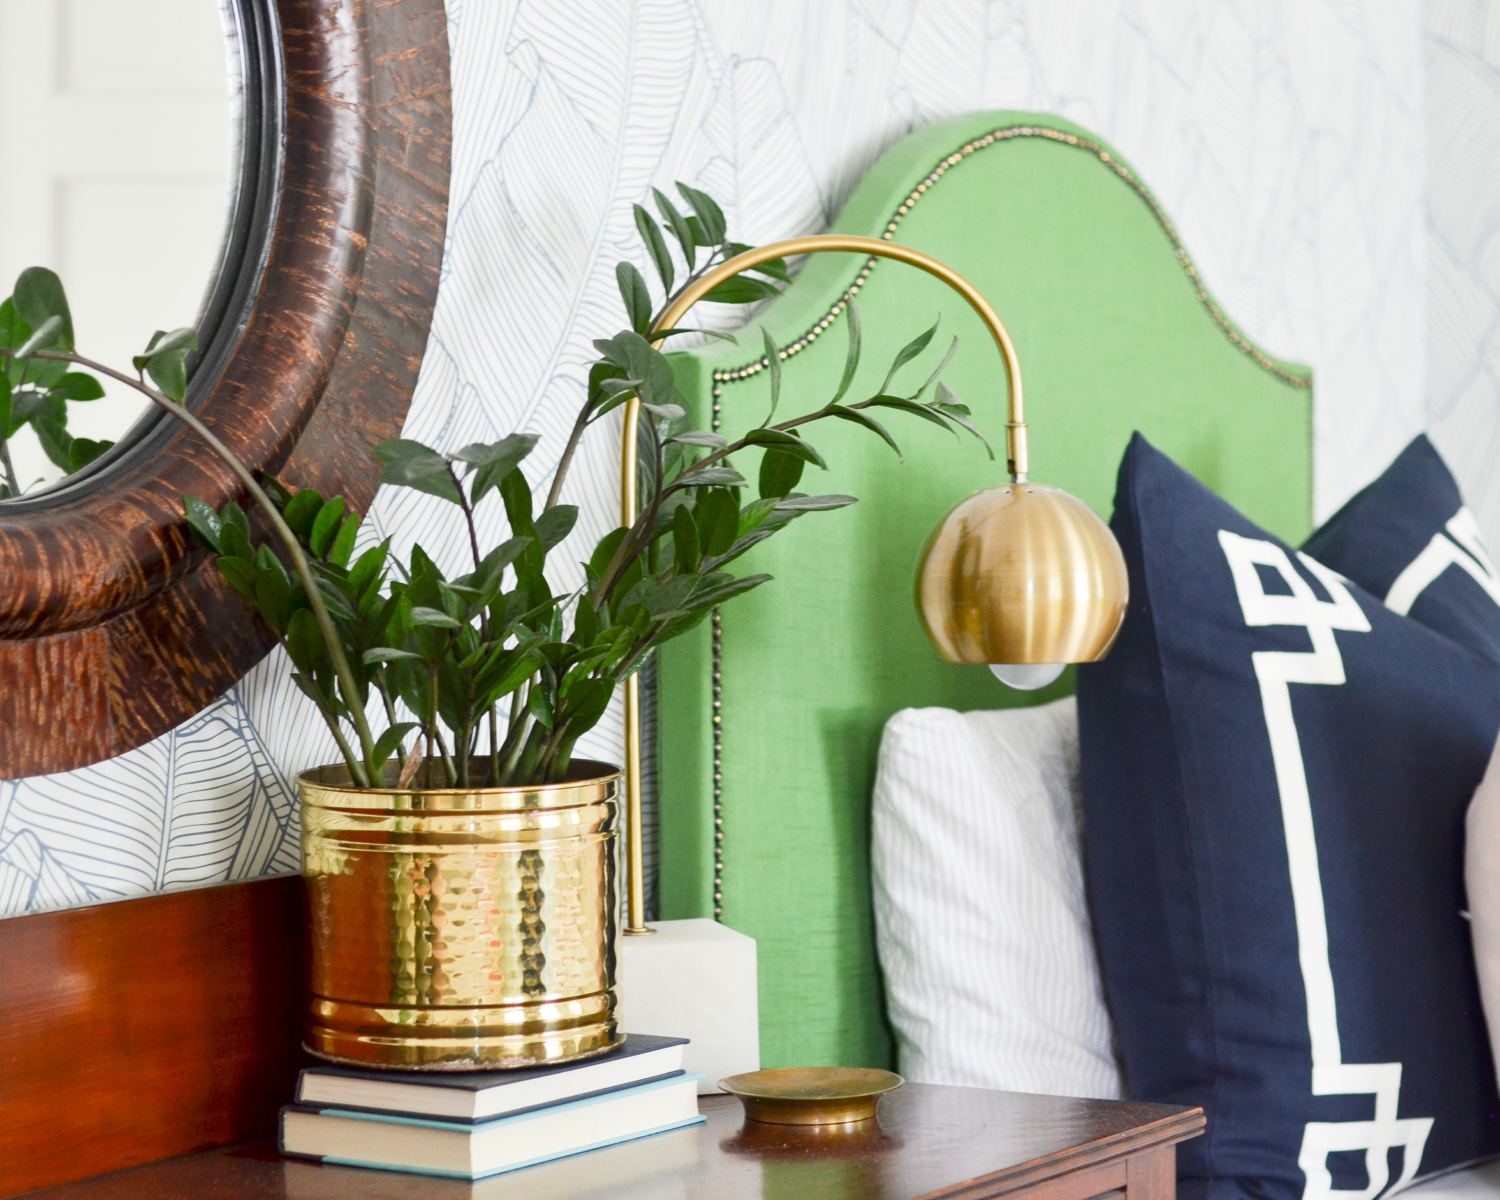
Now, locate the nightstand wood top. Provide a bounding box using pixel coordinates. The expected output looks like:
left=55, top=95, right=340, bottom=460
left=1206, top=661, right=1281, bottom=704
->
left=21, top=1083, right=1204, bottom=1200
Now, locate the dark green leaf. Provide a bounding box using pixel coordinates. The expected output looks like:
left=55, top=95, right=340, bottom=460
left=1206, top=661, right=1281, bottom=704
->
left=7, top=388, right=52, bottom=431
left=0, top=374, right=10, bottom=439
left=0, top=298, right=29, bottom=352
left=363, top=646, right=426, bottom=664
left=934, top=382, right=995, bottom=459
left=675, top=182, right=726, bottom=245
left=310, top=496, right=348, bottom=557
left=328, top=513, right=360, bottom=567
left=695, top=488, right=739, bottom=556
left=634, top=204, right=675, bottom=293
left=475, top=536, right=531, bottom=590
left=688, top=572, right=772, bottom=609
left=591, top=332, right=676, bottom=410
left=184, top=495, right=222, bottom=550
left=51, top=372, right=104, bottom=401
left=220, top=521, right=253, bottom=564
left=535, top=504, right=578, bottom=551
left=758, top=448, right=805, bottom=499
left=256, top=543, right=289, bottom=587
left=672, top=504, right=698, bottom=574
left=760, top=327, right=783, bottom=423
left=646, top=327, right=739, bottom=344
left=675, top=466, right=746, bottom=487
left=13, top=268, right=73, bottom=350
left=255, top=566, right=293, bottom=632
left=133, top=327, right=197, bottom=402
left=879, top=318, right=939, bottom=395
left=528, top=684, right=554, bottom=730
left=220, top=500, right=251, bottom=539
left=458, top=433, right=540, bottom=505
left=282, top=489, right=325, bottom=537
left=727, top=244, right=791, bottom=283
left=562, top=679, right=613, bottom=739
left=217, top=556, right=257, bottom=600
left=702, top=276, right=780, bottom=305
left=258, top=475, right=294, bottom=510
left=349, top=539, right=391, bottom=600
left=865, top=394, right=959, bottom=436
left=669, top=429, right=727, bottom=448
left=372, top=722, right=419, bottom=774
left=409, top=605, right=462, bottom=629
left=589, top=527, right=629, bottom=582
left=617, top=261, right=653, bottom=334
left=830, top=297, right=862, bottom=405
left=373, top=439, right=463, bottom=504
left=286, top=608, right=330, bottom=676
left=743, top=428, right=825, bottom=468
left=915, top=336, right=959, bottom=399
left=827, top=405, right=903, bottom=460
left=130, top=326, right=195, bottom=370
left=775, top=493, right=859, bottom=511
left=32, top=414, right=72, bottom=469
left=67, top=437, right=112, bottom=471
left=653, top=187, right=697, bottom=271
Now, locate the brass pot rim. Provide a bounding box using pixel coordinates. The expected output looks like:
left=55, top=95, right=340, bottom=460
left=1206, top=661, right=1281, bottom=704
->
left=299, top=757, right=621, bottom=794
left=300, top=759, right=623, bottom=812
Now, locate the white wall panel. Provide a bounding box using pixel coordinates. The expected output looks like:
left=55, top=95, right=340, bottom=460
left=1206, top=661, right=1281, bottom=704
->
left=0, top=0, right=1427, bottom=917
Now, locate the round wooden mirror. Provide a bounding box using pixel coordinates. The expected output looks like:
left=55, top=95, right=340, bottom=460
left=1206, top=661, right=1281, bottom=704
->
left=0, top=0, right=450, bottom=778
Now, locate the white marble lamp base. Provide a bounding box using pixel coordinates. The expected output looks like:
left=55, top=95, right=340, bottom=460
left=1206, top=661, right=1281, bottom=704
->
left=616, top=918, right=760, bottom=1094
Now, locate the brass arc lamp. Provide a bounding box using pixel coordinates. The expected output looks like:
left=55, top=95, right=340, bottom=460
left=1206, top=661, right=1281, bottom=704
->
left=619, top=235, right=1129, bottom=934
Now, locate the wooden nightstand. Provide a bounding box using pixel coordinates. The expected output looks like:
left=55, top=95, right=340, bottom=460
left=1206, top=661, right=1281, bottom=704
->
left=22, top=1083, right=1204, bottom=1199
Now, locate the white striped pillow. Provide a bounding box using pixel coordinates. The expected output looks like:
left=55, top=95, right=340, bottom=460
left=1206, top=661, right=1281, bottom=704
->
left=870, top=696, right=1123, bottom=1099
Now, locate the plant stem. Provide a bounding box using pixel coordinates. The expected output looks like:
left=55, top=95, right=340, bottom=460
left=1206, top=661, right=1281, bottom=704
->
left=0, top=432, right=19, bottom=497
left=489, top=705, right=500, bottom=785
left=543, top=403, right=593, bottom=512
left=538, top=715, right=574, bottom=783
left=432, top=723, right=457, bottom=785
left=22, top=348, right=380, bottom=785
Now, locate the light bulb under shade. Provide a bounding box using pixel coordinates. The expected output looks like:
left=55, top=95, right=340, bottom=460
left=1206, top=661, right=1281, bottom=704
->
left=989, top=662, right=1066, bottom=690
left=916, top=482, right=1129, bottom=667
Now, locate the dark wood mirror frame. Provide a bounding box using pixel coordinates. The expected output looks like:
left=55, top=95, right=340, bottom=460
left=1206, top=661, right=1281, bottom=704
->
left=0, top=0, right=451, bottom=779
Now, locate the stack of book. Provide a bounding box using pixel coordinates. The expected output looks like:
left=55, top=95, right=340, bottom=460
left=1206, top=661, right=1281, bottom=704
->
left=279, top=1034, right=702, bottom=1180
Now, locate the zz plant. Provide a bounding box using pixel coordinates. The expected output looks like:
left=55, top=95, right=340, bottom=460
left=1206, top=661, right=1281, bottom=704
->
left=2, top=183, right=989, bottom=789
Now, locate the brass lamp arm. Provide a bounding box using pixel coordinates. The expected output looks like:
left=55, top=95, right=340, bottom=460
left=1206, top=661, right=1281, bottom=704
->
left=618, top=235, right=1029, bottom=935
left=647, top=235, right=1028, bottom=482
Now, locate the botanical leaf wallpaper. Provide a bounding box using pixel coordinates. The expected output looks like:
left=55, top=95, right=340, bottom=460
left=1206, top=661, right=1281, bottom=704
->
left=1, top=0, right=1431, bottom=917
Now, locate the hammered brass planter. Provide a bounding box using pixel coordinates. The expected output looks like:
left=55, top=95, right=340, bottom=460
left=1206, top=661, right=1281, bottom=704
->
left=299, top=760, right=621, bottom=1071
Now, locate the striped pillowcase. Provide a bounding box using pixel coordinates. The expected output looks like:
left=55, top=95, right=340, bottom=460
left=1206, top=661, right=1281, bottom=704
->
left=870, top=696, right=1123, bottom=1099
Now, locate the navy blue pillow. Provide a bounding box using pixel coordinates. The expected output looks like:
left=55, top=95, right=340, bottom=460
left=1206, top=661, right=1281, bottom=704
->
left=1078, top=434, right=1500, bottom=1200
left=1302, top=435, right=1500, bottom=665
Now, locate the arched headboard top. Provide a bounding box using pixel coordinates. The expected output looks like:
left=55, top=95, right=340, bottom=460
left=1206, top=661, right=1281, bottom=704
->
left=659, top=110, right=1312, bottom=1069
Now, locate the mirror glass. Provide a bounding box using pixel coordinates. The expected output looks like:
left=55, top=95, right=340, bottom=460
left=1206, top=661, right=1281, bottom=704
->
left=0, top=0, right=235, bottom=499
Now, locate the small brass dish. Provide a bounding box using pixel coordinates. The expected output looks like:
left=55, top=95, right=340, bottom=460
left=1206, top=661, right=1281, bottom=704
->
left=719, top=1067, right=903, bottom=1126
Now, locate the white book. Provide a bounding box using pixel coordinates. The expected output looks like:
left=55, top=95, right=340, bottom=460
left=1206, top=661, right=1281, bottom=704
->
left=279, top=1074, right=705, bottom=1180
left=295, top=1033, right=687, bottom=1122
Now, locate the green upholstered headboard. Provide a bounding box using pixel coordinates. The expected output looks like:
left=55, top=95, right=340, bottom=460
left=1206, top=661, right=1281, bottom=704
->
left=656, top=111, right=1313, bottom=1069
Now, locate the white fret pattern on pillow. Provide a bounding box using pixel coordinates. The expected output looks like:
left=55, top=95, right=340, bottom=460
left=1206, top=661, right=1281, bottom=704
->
left=871, top=696, right=1123, bottom=1100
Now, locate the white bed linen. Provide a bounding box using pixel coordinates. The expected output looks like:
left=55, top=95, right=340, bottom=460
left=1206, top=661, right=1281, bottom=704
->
left=870, top=696, right=1123, bottom=1099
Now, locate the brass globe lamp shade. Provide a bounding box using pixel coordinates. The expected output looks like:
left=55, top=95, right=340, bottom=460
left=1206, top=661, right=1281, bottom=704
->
left=916, top=482, right=1128, bottom=690
left=617, top=234, right=1129, bottom=932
